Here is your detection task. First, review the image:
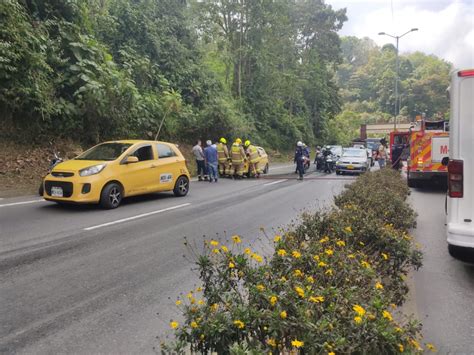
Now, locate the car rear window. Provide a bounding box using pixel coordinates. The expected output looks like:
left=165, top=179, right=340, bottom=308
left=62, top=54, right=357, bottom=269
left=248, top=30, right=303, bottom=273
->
left=157, top=144, right=177, bottom=158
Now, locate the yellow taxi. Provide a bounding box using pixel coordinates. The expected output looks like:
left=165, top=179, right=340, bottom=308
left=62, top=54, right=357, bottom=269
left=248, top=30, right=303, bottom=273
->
left=41, top=140, right=190, bottom=209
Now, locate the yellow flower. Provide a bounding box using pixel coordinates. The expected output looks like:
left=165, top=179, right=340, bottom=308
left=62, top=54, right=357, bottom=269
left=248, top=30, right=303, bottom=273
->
left=244, top=247, right=251, bottom=255
left=291, top=339, right=304, bottom=348
left=395, top=327, right=403, bottom=333
left=190, top=297, right=196, bottom=304
left=344, top=226, right=352, bottom=233
left=328, top=352, right=336, bottom=355
left=348, top=254, right=355, bottom=259
left=231, top=235, right=242, bottom=244
left=336, top=240, right=346, bottom=247
left=277, top=249, right=287, bottom=256
left=175, top=300, right=182, bottom=306
left=198, top=299, right=205, bottom=305
left=233, top=320, right=245, bottom=329
left=186, top=292, right=193, bottom=299
left=382, top=310, right=393, bottom=322
left=252, top=253, right=263, bottom=263
left=359, top=241, right=365, bottom=246
left=210, top=303, right=219, bottom=312
left=200, top=334, right=205, bottom=340
left=367, top=313, right=376, bottom=321
left=353, top=304, right=366, bottom=316
left=196, top=287, right=202, bottom=292
left=274, top=235, right=282, bottom=242
left=229, top=261, right=235, bottom=269
left=190, top=321, right=198, bottom=328
left=170, top=321, right=179, bottom=329
left=398, top=344, right=404, bottom=352
left=390, top=303, right=397, bottom=309
left=266, top=338, right=277, bottom=347
left=306, top=276, right=315, bottom=284
left=221, top=245, right=229, bottom=252
left=280, top=276, right=287, bottom=282
left=313, top=255, right=320, bottom=261
left=325, top=249, right=334, bottom=256
left=361, top=260, right=370, bottom=268
left=269, top=295, right=278, bottom=306
left=354, top=316, right=363, bottom=324
left=292, top=250, right=301, bottom=258
left=319, top=236, right=329, bottom=243
left=294, top=269, right=303, bottom=277
left=280, top=310, right=287, bottom=319
left=309, top=295, right=324, bottom=303
left=409, top=339, right=423, bottom=351
left=426, top=343, right=436, bottom=352
left=375, top=282, right=384, bottom=290
left=212, top=248, right=220, bottom=254
left=256, top=284, right=265, bottom=292
left=381, top=252, right=389, bottom=260
left=325, top=269, right=333, bottom=276
left=318, top=261, right=327, bottom=268
left=294, top=286, right=305, bottom=298
left=210, top=240, right=219, bottom=246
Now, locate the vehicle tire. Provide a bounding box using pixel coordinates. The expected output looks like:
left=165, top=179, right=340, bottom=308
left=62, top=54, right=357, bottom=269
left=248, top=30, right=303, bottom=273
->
left=336, top=170, right=341, bottom=175
left=448, top=244, right=474, bottom=262
left=173, top=176, right=189, bottom=197
left=263, top=163, right=269, bottom=174
left=100, top=182, right=123, bottom=209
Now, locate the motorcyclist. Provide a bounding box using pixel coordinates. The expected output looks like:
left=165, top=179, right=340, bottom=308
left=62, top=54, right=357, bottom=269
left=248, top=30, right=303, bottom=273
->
left=294, top=141, right=305, bottom=180
left=322, top=147, right=333, bottom=173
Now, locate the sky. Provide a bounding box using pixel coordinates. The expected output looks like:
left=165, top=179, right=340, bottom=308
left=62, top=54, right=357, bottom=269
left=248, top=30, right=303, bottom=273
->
left=326, top=0, right=474, bottom=69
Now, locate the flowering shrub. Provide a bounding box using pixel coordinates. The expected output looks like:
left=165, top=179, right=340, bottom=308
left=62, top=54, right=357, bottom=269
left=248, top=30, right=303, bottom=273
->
left=162, top=170, right=430, bottom=354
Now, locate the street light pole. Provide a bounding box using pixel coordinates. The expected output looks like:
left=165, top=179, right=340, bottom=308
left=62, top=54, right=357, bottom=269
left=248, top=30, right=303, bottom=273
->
left=378, top=28, right=418, bottom=131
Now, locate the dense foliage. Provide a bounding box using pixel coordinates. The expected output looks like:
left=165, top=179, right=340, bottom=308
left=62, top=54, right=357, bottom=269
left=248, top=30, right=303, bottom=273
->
left=0, top=0, right=345, bottom=148
left=329, top=36, right=452, bottom=145
left=162, top=169, right=430, bottom=353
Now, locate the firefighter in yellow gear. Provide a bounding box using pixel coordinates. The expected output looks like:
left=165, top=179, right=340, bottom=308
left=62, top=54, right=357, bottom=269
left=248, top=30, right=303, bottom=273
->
left=217, top=137, right=230, bottom=176
left=231, top=138, right=247, bottom=178
left=244, top=140, right=261, bottom=177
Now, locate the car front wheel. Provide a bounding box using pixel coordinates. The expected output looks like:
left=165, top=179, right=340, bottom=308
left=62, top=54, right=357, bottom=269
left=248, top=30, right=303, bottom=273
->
left=174, top=176, right=189, bottom=197
left=100, top=183, right=123, bottom=209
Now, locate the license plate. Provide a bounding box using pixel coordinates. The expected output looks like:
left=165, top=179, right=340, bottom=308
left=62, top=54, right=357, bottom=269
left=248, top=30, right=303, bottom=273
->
left=347, top=165, right=354, bottom=169
left=51, top=186, right=63, bottom=197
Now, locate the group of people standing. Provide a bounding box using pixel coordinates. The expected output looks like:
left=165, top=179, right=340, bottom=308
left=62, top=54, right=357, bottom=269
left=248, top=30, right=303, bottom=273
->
left=192, top=138, right=262, bottom=182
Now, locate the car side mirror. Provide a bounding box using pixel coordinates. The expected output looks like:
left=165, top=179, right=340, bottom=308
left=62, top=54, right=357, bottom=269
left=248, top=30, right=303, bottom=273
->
left=441, top=157, right=449, bottom=166
left=125, top=156, right=139, bottom=164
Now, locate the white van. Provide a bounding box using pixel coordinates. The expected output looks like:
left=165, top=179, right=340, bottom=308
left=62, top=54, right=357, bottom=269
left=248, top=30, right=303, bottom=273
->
left=446, top=69, right=474, bottom=260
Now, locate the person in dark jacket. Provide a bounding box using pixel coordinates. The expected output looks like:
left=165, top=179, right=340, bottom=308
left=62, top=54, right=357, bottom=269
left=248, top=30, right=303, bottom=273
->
left=294, top=141, right=305, bottom=180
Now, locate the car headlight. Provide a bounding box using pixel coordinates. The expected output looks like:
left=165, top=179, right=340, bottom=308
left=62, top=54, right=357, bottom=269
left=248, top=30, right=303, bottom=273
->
left=79, top=164, right=106, bottom=177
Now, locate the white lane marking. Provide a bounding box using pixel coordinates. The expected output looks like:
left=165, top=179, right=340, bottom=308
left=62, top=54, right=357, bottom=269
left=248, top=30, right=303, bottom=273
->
left=270, top=165, right=294, bottom=171
left=84, top=203, right=191, bottom=231
left=263, top=179, right=288, bottom=187
left=0, top=199, right=45, bottom=208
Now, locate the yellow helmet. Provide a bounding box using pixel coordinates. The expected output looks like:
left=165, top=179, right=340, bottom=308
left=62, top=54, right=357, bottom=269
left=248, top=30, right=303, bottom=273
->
left=236, top=138, right=242, bottom=144
left=244, top=140, right=251, bottom=147
left=220, top=137, right=227, bottom=144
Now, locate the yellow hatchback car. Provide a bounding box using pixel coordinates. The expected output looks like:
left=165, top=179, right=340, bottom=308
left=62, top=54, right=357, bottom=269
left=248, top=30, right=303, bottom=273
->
left=41, top=140, right=190, bottom=209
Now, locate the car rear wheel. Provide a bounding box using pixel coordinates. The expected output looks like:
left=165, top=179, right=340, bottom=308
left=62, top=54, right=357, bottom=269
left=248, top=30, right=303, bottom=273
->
left=174, top=176, right=189, bottom=197
left=263, top=163, right=269, bottom=174
left=336, top=170, right=341, bottom=175
left=100, top=183, right=123, bottom=209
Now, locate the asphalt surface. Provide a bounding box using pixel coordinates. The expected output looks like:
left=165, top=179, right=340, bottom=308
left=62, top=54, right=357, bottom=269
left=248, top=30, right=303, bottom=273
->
left=0, top=164, right=352, bottom=354
left=409, top=185, right=474, bottom=354
left=2, top=166, right=473, bottom=354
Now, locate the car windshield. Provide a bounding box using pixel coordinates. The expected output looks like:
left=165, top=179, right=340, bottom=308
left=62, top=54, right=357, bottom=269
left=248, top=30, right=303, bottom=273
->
left=328, top=146, right=342, bottom=155
left=366, top=141, right=380, bottom=150
left=75, top=143, right=132, bottom=161
left=343, top=149, right=366, bottom=158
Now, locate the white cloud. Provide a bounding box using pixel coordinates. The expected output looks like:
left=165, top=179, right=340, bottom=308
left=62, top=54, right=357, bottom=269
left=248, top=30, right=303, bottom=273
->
left=327, top=0, right=474, bottom=68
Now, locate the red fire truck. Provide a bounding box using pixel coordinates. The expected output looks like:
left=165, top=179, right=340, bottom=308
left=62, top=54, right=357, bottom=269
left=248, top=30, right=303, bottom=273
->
left=406, top=120, right=449, bottom=188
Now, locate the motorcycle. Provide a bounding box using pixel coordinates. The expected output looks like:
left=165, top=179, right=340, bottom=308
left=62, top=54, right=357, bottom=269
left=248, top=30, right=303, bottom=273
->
left=38, top=146, right=64, bottom=196
left=303, top=156, right=311, bottom=173
left=323, top=153, right=335, bottom=173
left=315, top=152, right=324, bottom=171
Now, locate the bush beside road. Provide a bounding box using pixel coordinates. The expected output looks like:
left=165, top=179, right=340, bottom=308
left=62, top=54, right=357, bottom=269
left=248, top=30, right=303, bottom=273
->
left=163, top=169, right=433, bottom=353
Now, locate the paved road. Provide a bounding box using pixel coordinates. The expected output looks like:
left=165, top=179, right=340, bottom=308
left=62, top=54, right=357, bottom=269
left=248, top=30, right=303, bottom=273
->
left=0, top=165, right=353, bottom=354
left=409, top=186, right=474, bottom=354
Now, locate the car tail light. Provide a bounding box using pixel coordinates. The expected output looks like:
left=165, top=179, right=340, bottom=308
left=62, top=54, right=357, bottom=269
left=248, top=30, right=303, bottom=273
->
left=448, top=159, right=463, bottom=198
left=458, top=69, right=474, bottom=77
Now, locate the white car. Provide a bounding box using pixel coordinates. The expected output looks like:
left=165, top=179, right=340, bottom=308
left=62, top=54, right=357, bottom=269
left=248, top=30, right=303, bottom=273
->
left=445, top=68, right=474, bottom=260
left=336, top=148, right=370, bottom=175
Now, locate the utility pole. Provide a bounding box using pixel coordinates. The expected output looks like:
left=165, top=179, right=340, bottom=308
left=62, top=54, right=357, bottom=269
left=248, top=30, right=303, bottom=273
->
left=378, top=28, right=418, bottom=130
